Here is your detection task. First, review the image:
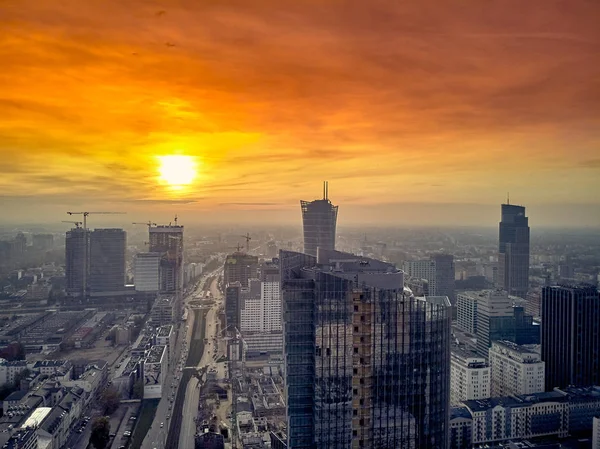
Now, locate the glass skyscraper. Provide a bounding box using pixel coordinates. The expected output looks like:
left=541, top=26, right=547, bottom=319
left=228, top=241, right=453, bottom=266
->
left=542, top=284, right=600, bottom=390
left=498, top=203, right=530, bottom=298
left=300, top=182, right=338, bottom=257
left=281, top=249, right=451, bottom=449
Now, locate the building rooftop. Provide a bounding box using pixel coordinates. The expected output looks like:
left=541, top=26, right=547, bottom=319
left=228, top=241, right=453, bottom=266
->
left=450, top=407, right=472, bottom=420
left=4, top=391, right=27, bottom=402
left=157, top=325, right=172, bottom=337
left=492, top=340, right=540, bottom=355
left=20, top=406, right=52, bottom=430
left=145, top=345, right=166, bottom=364
left=464, top=391, right=567, bottom=413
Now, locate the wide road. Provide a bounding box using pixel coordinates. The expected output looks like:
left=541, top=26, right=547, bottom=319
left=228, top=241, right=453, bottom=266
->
left=179, top=271, right=224, bottom=448
left=141, top=272, right=215, bottom=449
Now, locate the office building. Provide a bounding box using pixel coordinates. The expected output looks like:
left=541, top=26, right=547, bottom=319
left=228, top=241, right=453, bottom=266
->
left=593, top=416, right=600, bottom=449
left=498, top=203, right=530, bottom=298
left=225, top=282, right=242, bottom=330
left=489, top=341, right=544, bottom=397
left=134, top=252, right=161, bottom=293
left=475, top=289, right=539, bottom=357
left=148, top=225, right=184, bottom=293
left=281, top=249, right=451, bottom=449
left=451, top=347, right=490, bottom=406
left=456, top=292, right=478, bottom=334
left=300, top=182, right=338, bottom=257
left=88, top=228, right=126, bottom=293
left=224, top=252, right=258, bottom=288
left=65, top=227, right=87, bottom=297
left=404, top=254, right=455, bottom=301
left=542, top=284, right=600, bottom=390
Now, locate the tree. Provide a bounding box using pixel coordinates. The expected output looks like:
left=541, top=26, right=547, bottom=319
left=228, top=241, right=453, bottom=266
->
left=101, top=385, right=121, bottom=415
left=132, top=379, right=144, bottom=399
left=90, top=416, right=110, bottom=449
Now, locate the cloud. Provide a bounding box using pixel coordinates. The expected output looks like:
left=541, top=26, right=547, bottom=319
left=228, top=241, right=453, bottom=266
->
left=0, top=0, right=599, bottom=222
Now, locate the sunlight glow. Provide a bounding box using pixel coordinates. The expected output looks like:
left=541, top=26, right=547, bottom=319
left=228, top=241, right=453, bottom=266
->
left=157, top=155, right=197, bottom=187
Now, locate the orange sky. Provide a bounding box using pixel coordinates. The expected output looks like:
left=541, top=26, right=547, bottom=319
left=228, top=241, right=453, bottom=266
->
left=1, top=0, right=599, bottom=226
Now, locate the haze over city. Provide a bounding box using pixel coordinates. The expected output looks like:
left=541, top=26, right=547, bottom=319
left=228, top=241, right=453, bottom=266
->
left=1, top=1, right=600, bottom=227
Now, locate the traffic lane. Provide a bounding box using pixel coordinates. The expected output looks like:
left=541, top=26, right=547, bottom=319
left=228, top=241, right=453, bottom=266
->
left=179, top=376, right=200, bottom=448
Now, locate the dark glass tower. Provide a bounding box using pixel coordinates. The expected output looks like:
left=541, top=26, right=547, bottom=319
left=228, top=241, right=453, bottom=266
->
left=498, top=203, right=530, bottom=298
left=89, top=228, right=126, bottom=293
left=65, top=227, right=88, bottom=297
left=541, top=284, right=600, bottom=390
left=281, top=249, right=451, bottom=449
left=300, top=182, right=338, bottom=257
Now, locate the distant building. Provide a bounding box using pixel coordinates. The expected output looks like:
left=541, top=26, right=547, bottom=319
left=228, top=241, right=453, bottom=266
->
left=32, top=234, right=54, bottom=251
left=498, top=203, right=530, bottom=298
left=404, top=254, right=455, bottom=301
left=225, top=282, right=242, bottom=330
left=456, top=292, right=479, bottom=334
left=451, top=347, right=490, bottom=405
left=149, top=225, right=184, bottom=294
left=475, top=289, right=539, bottom=357
left=89, top=228, right=126, bottom=293
left=281, top=249, right=450, bottom=449
left=542, top=284, right=600, bottom=390
left=134, top=252, right=161, bottom=293
left=65, top=227, right=87, bottom=297
left=239, top=278, right=282, bottom=355
left=488, top=341, right=544, bottom=397
left=300, top=182, right=338, bottom=257
left=224, top=252, right=258, bottom=288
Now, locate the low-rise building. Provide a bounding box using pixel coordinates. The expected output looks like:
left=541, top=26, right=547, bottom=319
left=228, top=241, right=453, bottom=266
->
left=449, top=407, right=472, bottom=449
left=489, top=341, right=544, bottom=397
left=465, top=392, right=569, bottom=446
left=0, top=360, right=28, bottom=385
left=32, top=360, right=73, bottom=380
left=142, top=345, right=167, bottom=399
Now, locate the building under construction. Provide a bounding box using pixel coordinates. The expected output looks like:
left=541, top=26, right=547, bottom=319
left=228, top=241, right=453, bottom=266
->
left=149, top=225, right=184, bottom=294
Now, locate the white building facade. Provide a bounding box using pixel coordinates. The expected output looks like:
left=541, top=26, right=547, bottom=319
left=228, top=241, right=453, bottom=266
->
left=489, top=341, right=545, bottom=397
left=450, top=348, right=491, bottom=405
left=134, top=252, right=161, bottom=292
left=240, top=279, right=282, bottom=354
left=456, top=292, right=478, bottom=334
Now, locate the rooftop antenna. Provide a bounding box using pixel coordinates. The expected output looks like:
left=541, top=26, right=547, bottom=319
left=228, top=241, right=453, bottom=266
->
left=507, top=192, right=510, bottom=205
left=326, top=181, right=329, bottom=200
left=323, top=181, right=326, bottom=200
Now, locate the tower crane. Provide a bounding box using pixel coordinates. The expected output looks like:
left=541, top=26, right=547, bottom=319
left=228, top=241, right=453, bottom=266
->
left=132, top=221, right=156, bottom=228
left=229, top=244, right=244, bottom=253
left=241, top=233, right=251, bottom=252
left=61, top=221, right=82, bottom=228
left=66, top=211, right=126, bottom=230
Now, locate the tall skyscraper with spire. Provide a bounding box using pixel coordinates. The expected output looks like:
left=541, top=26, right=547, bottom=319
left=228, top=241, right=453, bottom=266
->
left=300, top=181, right=338, bottom=257
left=498, top=200, right=530, bottom=298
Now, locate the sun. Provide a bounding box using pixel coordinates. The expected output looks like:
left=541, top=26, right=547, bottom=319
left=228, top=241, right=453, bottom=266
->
left=157, top=155, right=197, bottom=188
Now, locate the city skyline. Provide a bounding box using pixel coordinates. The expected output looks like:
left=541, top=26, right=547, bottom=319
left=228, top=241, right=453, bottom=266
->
left=1, top=1, right=600, bottom=227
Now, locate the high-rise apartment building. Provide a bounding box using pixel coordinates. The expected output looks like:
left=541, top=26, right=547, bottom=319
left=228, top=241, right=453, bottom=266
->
left=456, top=292, right=478, bottom=334
left=148, top=225, right=184, bottom=293
left=134, top=252, right=161, bottom=293
left=404, top=254, right=455, bottom=301
left=450, top=347, right=490, bottom=406
left=88, top=228, right=126, bottom=293
left=224, top=252, right=258, bottom=288
left=281, top=249, right=450, bottom=449
left=225, top=282, right=242, bottom=330
left=239, top=277, right=283, bottom=354
left=65, top=227, right=87, bottom=297
left=300, top=182, right=338, bottom=257
left=488, top=341, right=544, bottom=397
left=475, top=289, right=539, bottom=357
left=542, top=284, right=600, bottom=390
left=32, top=234, right=54, bottom=251
left=498, top=203, right=530, bottom=298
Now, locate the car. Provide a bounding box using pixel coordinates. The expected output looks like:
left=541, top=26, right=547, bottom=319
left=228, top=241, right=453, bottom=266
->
left=167, top=414, right=170, bottom=419
left=160, top=422, right=164, bottom=428
left=109, top=433, right=116, bottom=437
